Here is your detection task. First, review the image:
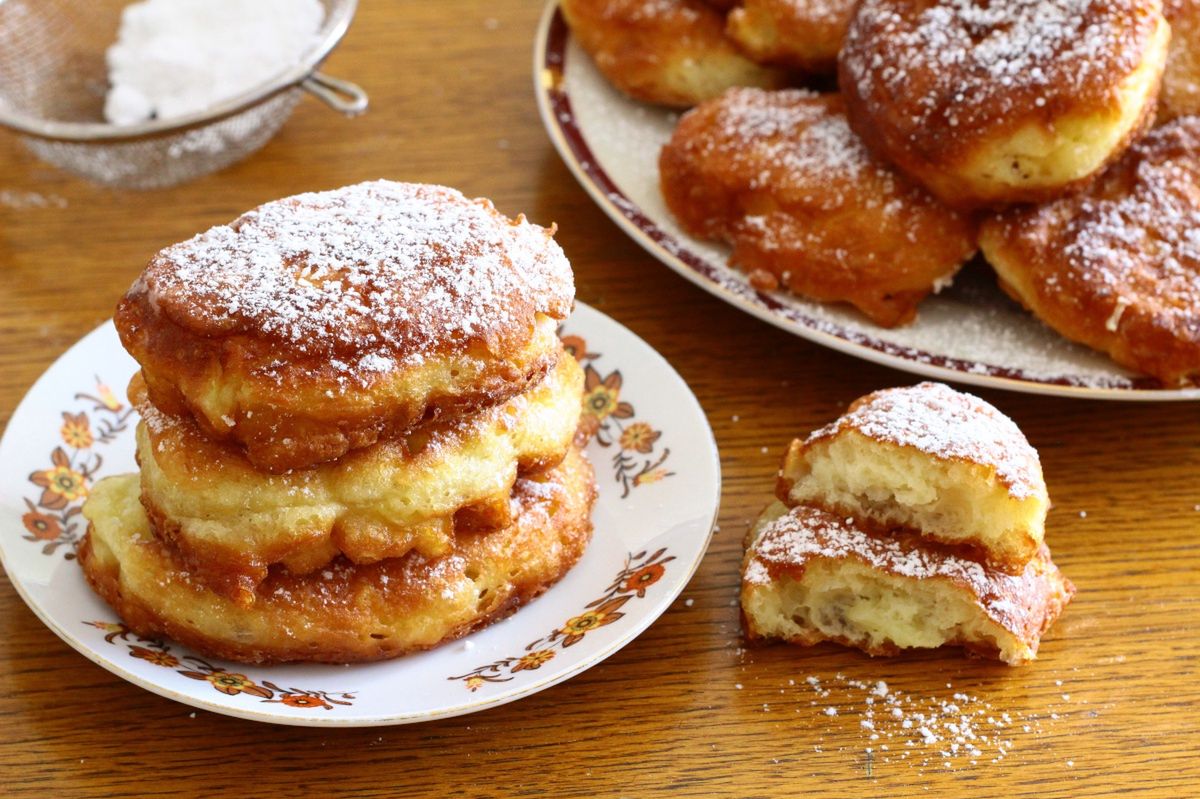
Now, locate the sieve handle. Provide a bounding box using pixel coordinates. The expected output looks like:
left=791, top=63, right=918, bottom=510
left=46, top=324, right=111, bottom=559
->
left=302, top=72, right=369, bottom=116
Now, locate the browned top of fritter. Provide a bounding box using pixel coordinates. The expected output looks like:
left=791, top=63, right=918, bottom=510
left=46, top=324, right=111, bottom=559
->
left=744, top=505, right=1075, bottom=642
left=658, top=88, right=976, bottom=326
left=839, top=0, right=1164, bottom=165
left=789, top=382, right=1046, bottom=500
left=561, top=0, right=785, bottom=107
left=1159, top=0, right=1200, bottom=123
left=983, top=117, right=1200, bottom=385
left=116, top=181, right=574, bottom=386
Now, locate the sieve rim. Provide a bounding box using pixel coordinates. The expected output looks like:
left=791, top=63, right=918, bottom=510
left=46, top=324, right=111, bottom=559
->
left=0, top=0, right=358, bottom=143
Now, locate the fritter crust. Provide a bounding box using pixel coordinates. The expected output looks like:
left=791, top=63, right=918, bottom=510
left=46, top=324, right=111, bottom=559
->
left=659, top=88, right=976, bottom=327
left=979, top=117, right=1200, bottom=386
left=133, top=352, right=584, bottom=605
left=115, top=181, right=574, bottom=472
left=561, top=0, right=788, bottom=107
left=79, top=444, right=597, bottom=665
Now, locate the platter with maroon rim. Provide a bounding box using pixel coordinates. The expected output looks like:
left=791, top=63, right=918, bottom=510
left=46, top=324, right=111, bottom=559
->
left=0, top=302, right=720, bottom=726
left=534, top=2, right=1200, bottom=401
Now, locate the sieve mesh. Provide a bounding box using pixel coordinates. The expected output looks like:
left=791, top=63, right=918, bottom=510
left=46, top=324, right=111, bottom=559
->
left=0, top=0, right=360, bottom=189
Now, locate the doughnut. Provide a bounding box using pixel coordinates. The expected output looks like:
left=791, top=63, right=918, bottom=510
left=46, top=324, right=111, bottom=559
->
left=560, top=0, right=787, bottom=108
left=726, top=0, right=856, bottom=72
left=778, top=382, right=1050, bottom=570
left=115, top=181, right=574, bottom=472
left=741, top=503, right=1075, bottom=665
left=658, top=88, right=977, bottom=327
left=1158, top=0, right=1200, bottom=122
left=78, top=444, right=597, bottom=665
left=132, top=351, right=584, bottom=605
left=979, top=117, right=1200, bottom=386
left=839, top=0, right=1170, bottom=207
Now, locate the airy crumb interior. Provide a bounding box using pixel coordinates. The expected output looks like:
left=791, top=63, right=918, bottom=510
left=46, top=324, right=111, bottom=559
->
left=744, top=559, right=1029, bottom=664
left=786, top=432, right=1045, bottom=563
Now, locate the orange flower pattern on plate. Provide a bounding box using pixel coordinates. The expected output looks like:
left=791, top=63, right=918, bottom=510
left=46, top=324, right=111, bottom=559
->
left=60, top=412, right=93, bottom=449
left=621, top=562, right=666, bottom=598
left=86, top=622, right=356, bottom=710
left=565, top=332, right=674, bottom=498
left=21, top=377, right=135, bottom=558
left=450, top=548, right=675, bottom=689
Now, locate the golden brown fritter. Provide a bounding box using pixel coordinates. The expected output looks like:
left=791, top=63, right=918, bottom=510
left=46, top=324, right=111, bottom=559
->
left=1158, top=0, right=1200, bottom=123
left=741, top=502, right=1074, bottom=665
left=839, top=0, right=1169, bottom=208
left=116, top=181, right=574, bottom=472
left=79, top=444, right=597, bottom=665
left=727, top=0, right=856, bottom=72
left=778, top=382, right=1050, bottom=571
left=980, top=117, right=1200, bottom=386
left=561, top=0, right=787, bottom=107
left=133, top=352, right=584, bottom=605
left=658, top=88, right=976, bottom=327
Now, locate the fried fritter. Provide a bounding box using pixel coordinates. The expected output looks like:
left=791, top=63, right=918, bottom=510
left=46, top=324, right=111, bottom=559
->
left=741, top=503, right=1074, bottom=665
left=116, top=181, right=574, bottom=472
left=980, top=117, right=1200, bottom=386
left=778, top=382, right=1050, bottom=571
left=839, top=0, right=1170, bottom=207
left=561, top=0, right=787, bottom=107
left=727, top=0, right=855, bottom=72
left=133, top=352, right=584, bottom=605
left=79, top=444, right=597, bottom=665
left=659, top=88, right=976, bottom=326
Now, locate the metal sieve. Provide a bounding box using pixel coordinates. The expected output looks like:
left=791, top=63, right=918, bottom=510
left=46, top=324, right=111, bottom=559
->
left=0, top=0, right=368, bottom=189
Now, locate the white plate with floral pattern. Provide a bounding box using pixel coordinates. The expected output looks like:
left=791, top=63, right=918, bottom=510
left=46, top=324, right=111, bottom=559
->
left=534, top=3, right=1200, bottom=401
left=0, top=302, right=720, bottom=726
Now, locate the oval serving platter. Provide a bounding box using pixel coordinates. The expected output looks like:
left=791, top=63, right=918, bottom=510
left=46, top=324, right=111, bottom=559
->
left=533, top=2, right=1200, bottom=401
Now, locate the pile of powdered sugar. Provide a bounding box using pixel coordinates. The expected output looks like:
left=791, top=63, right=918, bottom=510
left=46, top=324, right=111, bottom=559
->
left=104, top=0, right=325, bottom=125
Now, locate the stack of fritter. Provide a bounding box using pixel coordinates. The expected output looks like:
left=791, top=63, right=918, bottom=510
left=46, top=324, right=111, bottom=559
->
left=80, top=181, right=596, bottom=664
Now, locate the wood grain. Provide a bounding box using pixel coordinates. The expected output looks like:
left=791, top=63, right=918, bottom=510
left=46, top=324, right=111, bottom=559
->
left=0, top=3, right=1197, bottom=797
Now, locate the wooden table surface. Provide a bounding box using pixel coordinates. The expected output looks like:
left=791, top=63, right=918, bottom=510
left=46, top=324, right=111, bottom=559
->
left=1, top=3, right=1198, bottom=797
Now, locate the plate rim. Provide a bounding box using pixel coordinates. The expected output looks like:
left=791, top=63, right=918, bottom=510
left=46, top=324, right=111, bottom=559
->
left=532, top=1, right=1200, bottom=402
left=0, top=301, right=722, bottom=726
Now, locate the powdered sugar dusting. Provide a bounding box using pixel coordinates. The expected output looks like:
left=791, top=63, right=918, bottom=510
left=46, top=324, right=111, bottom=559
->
left=843, top=0, right=1157, bottom=134
left=808, top=382, right=1043, bottom=498
left=135, top=181, right=574, bottom=372
left=673, top=88, right=893, bottom=201
left=1058, top=120, right=1200, bottom=330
